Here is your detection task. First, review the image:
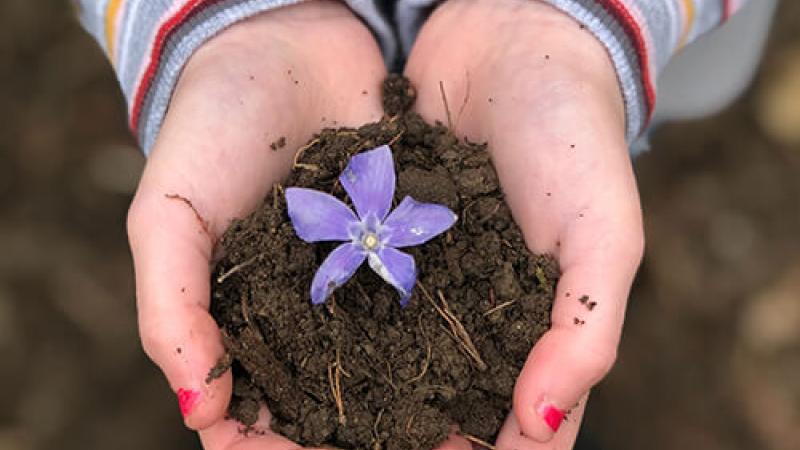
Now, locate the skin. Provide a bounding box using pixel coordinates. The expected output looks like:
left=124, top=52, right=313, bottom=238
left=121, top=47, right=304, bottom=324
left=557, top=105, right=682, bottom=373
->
left=126, top=1, right=644, bottom=449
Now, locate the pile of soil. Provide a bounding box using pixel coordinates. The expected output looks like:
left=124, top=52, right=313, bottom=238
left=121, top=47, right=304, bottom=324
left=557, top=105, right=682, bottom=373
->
left=210, top=75, right=558, bottom=450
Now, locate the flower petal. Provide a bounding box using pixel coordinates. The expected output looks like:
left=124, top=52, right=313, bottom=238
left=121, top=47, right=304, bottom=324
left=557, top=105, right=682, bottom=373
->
left=310, top=243, right=367, bottom=304
left=368, top=247, right=417, bottom=307
left=286, top=187, right=358, bottom=242
left=340, top=145, right=395, bottom=221
left=382, top=196, right=458, bottom=248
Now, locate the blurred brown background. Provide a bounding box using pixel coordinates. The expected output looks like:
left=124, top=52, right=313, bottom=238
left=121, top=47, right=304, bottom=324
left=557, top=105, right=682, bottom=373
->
left=1, top=2, right=798, bottom=450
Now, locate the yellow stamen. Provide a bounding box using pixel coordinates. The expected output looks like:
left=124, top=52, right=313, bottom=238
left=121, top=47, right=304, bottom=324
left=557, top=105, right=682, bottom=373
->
left=363, top=233, right=379, bottom=250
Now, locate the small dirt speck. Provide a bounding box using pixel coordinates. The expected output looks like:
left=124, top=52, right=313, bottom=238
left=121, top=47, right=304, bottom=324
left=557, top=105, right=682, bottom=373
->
left=270, top=136, right=287, bottom=151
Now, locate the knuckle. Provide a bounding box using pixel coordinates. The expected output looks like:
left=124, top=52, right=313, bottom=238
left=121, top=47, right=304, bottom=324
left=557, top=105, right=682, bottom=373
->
left=583, top=344, right=618, bottom=381
left=138, top=318, right=171, bottom=364
left=126, top=194, right=148, bottom=245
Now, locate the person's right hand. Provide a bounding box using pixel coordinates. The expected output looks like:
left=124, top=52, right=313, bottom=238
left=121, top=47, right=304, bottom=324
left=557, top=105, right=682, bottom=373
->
left=125, top=2, right=395, bottom=448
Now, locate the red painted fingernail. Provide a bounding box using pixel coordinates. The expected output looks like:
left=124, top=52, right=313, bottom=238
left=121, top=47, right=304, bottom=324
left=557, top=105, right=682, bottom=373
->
left=542, top=405, right=565, bottom=432
left=177, top=388, right=200, bottom=417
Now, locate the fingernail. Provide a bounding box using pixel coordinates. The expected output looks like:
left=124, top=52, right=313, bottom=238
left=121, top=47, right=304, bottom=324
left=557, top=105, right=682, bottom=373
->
left=540, top=404, right=565, bottom=432
left=177, top=388, right=200, bottom=417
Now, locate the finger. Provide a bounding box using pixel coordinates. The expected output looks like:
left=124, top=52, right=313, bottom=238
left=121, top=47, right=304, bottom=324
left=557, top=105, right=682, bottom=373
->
left=513, top=214, right=643, bottom=441
left=128, top=184, right=232, bottom=430
left=496, top=399, right=586, bottom=450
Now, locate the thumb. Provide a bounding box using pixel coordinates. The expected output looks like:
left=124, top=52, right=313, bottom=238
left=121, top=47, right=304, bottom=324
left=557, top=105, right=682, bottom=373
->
left=513, top=216, right=643, bottom=441
left=128, top=184, right=232, bottom=430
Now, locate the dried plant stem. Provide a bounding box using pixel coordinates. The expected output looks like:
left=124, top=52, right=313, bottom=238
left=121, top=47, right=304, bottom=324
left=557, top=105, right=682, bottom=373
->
left=388, top=130, right=405, bottom=146
left=455, top=70, right=471, bottom=129
left=482, top=300, right=516, bottom=317
left=293, top=138, right=319, bottom=167
left=336, top=347, right=351, bottom=378
left=418, top=283, right=487, bottom=371
left=405, top=414, right=416, bottom=436
left=439, top=81, right=454, bottom=130
left=335, top=130, right=359, bottom=137
left=535, top=266, right=552, bottom=293
left=461, top=433, right=497, bottom=450
left=240, top=290, right=252, bottom=325
left=385, top=361, right=396, bottom=391
left=293, top=163, right=319, bottom=171
left=328, top=361, right=346, bottom=425
left=477, top=202, right=502, bottom=224
left=372, top=408, right=385, bottom=450
left=217, top=254, right=261, bottom=284
left=272, top=183, right=281, bottom=209
left=408, top=316, right=432, bottom=384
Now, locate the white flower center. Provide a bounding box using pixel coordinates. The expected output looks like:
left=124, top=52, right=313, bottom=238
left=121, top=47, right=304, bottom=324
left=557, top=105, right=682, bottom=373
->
left=362, top=232, right=379, bottom=250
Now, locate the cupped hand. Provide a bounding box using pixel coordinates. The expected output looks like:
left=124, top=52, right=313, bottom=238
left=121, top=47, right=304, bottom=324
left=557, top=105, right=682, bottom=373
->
left=405, top=0, right=645, bottom=448
left=126, top=2, right=388, bottom=449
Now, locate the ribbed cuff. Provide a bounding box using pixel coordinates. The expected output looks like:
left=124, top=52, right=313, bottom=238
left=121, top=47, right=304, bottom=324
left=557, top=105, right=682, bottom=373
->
left=131, top=0, right=310, bottom=154
left=540, top=0, right=656, bottom=145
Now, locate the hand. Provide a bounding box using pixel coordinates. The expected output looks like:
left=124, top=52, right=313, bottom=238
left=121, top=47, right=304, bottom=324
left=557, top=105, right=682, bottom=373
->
left=126, top=2, right=390, bottom=448
left=405, top=1, right=644, bottom=448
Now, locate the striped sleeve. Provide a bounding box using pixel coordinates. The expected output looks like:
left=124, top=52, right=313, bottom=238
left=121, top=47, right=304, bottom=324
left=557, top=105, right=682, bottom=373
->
left=77, top=0, right=311, bottom=154
left=539, top=0, right=751, bottom=143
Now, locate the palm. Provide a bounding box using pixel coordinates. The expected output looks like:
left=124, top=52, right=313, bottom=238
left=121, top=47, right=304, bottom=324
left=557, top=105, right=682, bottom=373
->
left=405, top=0, right=644, bottom=448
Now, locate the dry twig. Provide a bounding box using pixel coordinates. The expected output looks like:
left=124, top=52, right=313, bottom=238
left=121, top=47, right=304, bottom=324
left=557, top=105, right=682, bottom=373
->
left=482, top=300, right=517, bottom=317
left=216, top=254, right=261, bottom=284
left=328, top=362, right=346, bottom=425
left=439, top=81, right=453, bottom=130
left=408, top=315, right=432, bottom=384
left=293, top=138, right=319, bottom=167
left=388, top=130, right=405, bottom=146
left=418, top=283, right=487, bottom=370
left=461, top=433, right=497, bottom=450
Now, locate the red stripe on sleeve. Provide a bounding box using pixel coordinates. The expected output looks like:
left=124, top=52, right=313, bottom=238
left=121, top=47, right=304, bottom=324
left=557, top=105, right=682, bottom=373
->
left=722, top=0, right=733, bottom=22
left=129, top=0, right=226, bottom=134
left=595, top=0, right=656, bottom=124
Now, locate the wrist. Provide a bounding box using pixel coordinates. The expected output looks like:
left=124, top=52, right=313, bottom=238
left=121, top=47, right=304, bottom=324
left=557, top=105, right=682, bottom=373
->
left=160, top=0, right=385, bottom=154
left=407, top=0, right=625, bottom=140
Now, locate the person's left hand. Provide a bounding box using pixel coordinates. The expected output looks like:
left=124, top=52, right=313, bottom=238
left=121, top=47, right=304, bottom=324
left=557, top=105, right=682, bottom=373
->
left=405, top=1, right=645, bottom=448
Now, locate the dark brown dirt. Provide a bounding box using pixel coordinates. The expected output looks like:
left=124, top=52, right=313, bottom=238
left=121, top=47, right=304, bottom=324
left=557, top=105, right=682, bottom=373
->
left=210, top=75, right=557, bottom=449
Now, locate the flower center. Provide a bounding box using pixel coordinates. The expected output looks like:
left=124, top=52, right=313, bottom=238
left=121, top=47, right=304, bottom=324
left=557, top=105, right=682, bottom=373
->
left=362, top=232, right=379, bottom=250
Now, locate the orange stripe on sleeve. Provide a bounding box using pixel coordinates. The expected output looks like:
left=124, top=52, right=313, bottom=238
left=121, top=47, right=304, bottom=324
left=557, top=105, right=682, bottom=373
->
left=678, top=0, right=695, bottom=49
left=104, top=0, right=125, bottom=63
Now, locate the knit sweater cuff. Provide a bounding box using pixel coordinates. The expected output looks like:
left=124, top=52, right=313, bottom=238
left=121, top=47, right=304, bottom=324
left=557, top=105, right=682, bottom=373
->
left=79, top=0, right=312, bottom=154
left=539, top=0, right=748, bottom=143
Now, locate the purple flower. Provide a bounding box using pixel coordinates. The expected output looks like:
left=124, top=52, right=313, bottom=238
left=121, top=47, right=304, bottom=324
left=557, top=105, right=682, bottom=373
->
left=286, top=145, right=457, bottom=306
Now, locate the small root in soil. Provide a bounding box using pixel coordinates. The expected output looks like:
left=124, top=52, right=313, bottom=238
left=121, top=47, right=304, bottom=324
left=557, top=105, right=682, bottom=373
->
left=419, top=283, right=487, bottom=371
